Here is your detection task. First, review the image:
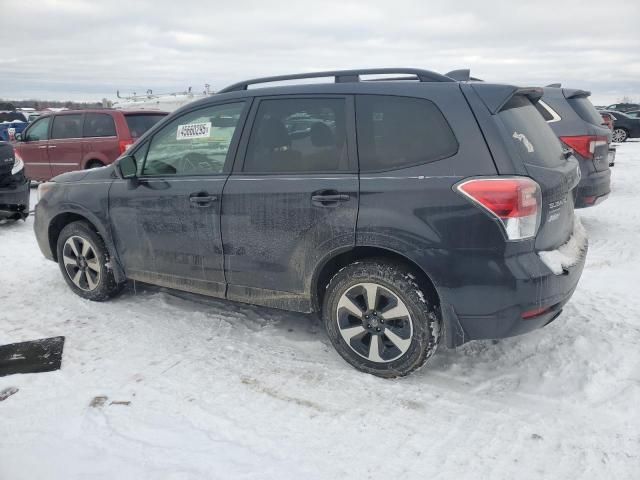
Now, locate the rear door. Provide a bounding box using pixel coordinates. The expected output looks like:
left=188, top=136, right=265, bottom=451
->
left=494, top=94, right=580, bottom=250
left=108, top=101, right=248, bottom=297
left=83, top=112, right=119, bottom=165
left=18, top=116, right=51, bottom=181
left=49, top=113, right=84, bottom=177
left=221, top=95, right=358, bottom=311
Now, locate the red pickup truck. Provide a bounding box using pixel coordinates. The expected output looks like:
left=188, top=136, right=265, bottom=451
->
left=15, top=109, right=167, bottom=181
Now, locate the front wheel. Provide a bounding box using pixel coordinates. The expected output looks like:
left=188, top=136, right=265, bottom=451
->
left=323, top=260, right=441, bottom=378
left=56, top=221, right=124, bottom=301
left=612, top=128, right=628, bottom=143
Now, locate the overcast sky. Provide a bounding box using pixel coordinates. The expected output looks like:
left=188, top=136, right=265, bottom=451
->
left=1, top=0, right=639, bottom=105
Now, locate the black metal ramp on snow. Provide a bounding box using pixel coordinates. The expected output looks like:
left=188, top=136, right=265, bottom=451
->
left=0, top=336, right=65, bottom=377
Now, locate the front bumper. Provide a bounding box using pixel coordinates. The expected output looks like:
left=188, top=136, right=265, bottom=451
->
left=575, top=167, right=611, bottom=208
left=0, top=176, right=30, bottom=220
left=440, top=221, right=588, bottom=347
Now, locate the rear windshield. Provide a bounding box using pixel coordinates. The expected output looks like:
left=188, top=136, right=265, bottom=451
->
left=567, top=96, right=603, bottom=126
left=124, top=114, right=166, bottom=138
left=497, top=95, right=564, bottom=168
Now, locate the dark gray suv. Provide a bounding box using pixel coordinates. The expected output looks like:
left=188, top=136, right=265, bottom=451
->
left=34, top=69, right=587, bottom=377
left=536, top=87, right=612, bottom=207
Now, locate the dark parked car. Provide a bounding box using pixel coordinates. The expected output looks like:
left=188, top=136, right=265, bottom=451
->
left=34, top=68, right=586, bottom=377
left=605, top=103, right=640, bottom=113
left=0, top=111, right=28, bottom=142
left=535, top=87, right=612, bottom=207
left=600, top=110, right=640, bottom=143
left=0, top=141, right=29, bottom=221
left=15, top=109, right=167, bottom=181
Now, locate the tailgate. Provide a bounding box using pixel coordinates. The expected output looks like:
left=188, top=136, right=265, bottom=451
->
left=565, top=91, right=611, bottom=172
left=494, top=94, right=580, bottom=250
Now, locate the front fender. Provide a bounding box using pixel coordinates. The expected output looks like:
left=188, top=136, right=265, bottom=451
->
left=35, top=183, right=126, bottom=284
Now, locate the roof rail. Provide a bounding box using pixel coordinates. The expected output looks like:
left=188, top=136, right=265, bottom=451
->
left=546, top=83, right=562, bottom=88
left=218, top=68, right=454, bottom=93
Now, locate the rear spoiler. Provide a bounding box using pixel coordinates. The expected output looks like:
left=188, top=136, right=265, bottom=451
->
left=563, top=88, right=591, bottom=99
left=470, top=83, right=544, bottom=114
left=445, top=69, right=484, bottom=82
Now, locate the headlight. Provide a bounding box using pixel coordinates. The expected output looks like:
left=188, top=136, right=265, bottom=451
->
left=37, top=182, right=56, bottom=202
left=11, top=151, right=24, bottom=175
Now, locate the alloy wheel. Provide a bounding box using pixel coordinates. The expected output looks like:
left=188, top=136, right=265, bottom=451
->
left=62, top=235, right=101, bottom=291
left=612, top=128, right=627, bottom=143
left=336, top=282, right=413, bottom=363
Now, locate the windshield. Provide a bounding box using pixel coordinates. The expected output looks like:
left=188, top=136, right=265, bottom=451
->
left=124, top=113, right=166, bottom=138
left=497, top=95, right=565, bottom=168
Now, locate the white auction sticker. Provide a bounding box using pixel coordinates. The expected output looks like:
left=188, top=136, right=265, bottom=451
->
left=176, top=122, right=211, bottom=141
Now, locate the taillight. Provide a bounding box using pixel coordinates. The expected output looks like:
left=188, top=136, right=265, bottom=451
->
left=119, top=139, right=134, bottom=154
left=456, top=177, right=541, bottom=241
left=560, top=135, right=608, bottom=160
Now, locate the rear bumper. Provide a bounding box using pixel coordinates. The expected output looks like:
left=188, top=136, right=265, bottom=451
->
left=0, top=176, right=30, bottom=220
left=575, top=167, right=611, bottom=208
left=439, top=221, right=588, bottom=347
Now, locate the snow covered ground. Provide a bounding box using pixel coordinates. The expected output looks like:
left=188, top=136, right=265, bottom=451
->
left=1, top=142, right=639, bottom=480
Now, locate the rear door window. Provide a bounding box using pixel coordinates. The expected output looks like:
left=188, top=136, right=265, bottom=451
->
left=51, top=114, right=83, bottom=139
left=243, top=97, right=348, bottom=173
left=497, top=96, right=564, bottom=168
left=83, top=113, right=116, bottom=137
left=124, top=114, right=166, bottom=138
left=355, top=95, right=458, bottom=171
left=567, top=97, right=603, bottom=126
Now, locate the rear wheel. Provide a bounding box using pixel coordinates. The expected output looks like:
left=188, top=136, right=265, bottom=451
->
left=56, top=221, right=123, bottom=301
left=612, top=128, right=628, bottom=143
left=323, top=260, right=440, bottom=378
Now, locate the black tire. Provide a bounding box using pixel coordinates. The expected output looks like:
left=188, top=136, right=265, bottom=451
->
left=323, top=259, right=441, bottom=378
left=56, top=221, right=124, bottom=301
left=86, top=160, right=104, bottom=169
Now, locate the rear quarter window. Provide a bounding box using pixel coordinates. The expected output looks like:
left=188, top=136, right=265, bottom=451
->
left=355, top=95, right=458, bottom=171
left=497, top=96, right=564, bottom=168
left=124, top=114, right=166, bottom=138
left=567, top=97, right=603, bottom=126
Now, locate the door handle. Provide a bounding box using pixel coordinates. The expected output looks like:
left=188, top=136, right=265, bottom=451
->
left=38, top=146, right=48, bottom=149
left=311, top=191, right=350, bottom=206
left=189, top=193, right=218, bottom=206
left=48, top=145, right=56, bottom=149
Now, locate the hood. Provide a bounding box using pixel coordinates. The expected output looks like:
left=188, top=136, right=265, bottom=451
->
left=0, top=141, right=15, bottom=177
left=51, top=163, right=116, bottom=184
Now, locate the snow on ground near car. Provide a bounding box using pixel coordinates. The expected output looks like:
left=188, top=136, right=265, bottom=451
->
left=1, top=144, right=639, bottom=480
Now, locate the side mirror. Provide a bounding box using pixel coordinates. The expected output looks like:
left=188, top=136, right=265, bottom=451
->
left=116, top=155, right=137, bottom=179
left=14, top=132, right=23, bottom=142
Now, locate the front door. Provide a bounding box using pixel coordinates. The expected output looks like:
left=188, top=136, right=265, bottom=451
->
left=19, top=116, right=51, bottom=181
left=49, top=113, right=84, bottom=177
left=108, top=101, right=249, bottom=297
left=221, top=96, right=359, bottom=311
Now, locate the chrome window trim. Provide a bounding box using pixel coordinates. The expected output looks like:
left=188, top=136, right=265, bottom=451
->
left=539, top=100, right=562, bottom=123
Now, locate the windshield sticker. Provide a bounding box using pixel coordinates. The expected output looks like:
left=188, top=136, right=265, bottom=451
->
left=512, top=132, right=534, bottom=153
left=176, top=122, right=211, bottom=141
